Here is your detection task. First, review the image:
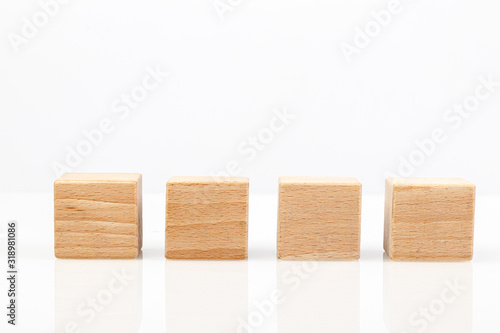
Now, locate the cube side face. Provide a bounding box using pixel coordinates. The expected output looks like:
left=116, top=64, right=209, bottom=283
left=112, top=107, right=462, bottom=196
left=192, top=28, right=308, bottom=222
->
left=54, top=177, right=141, bottom=259
left=165, top=179, right=249, bottom=260
left=136, top=176, right=143, bottom=252
left=390, top=183, right=475, bottom=261
left=278, top=181, right=361, bottom=260
left=383, top=179, right=395, bottom=258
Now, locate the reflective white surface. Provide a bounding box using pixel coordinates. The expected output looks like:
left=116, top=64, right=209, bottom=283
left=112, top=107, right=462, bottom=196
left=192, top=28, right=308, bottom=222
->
left=0, top=193, right=499, bottom=332
left=55, top=259, right=143, bottom=332
left=165, top=260, right=248, bottom=332
left=383, top=256, right=472, bottom=333
left=278, top=261, right=360, bottom=332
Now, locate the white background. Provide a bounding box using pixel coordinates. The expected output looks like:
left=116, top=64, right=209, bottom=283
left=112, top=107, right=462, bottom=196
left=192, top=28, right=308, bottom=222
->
left=1, top=0, right=500, bottom=195
left=1, top=1, right=500, bottom=332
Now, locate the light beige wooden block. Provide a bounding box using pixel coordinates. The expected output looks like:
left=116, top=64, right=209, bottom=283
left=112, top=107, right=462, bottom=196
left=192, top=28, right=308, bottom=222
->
left=278, top=177, right=362, bottom=260
left=54, top=173, right=142, bottom=259
left=384, top=177, right=475, bottom=261
left=165, top=176, right=249, bottom=260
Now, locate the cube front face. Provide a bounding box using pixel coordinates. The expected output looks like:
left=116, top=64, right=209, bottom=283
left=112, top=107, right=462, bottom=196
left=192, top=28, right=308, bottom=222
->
left=165, top=177, right=249, bottom=260
left=384, top=178, right=475, bottom=261
left=278, top=177, right=362, bottom=260
left=54, top=173, right=142, bottom=259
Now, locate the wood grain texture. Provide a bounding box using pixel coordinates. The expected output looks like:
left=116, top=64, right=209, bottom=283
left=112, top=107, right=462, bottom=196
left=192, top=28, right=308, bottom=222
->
left=384, top=177, right=475, bottom=261
left=165, top=177, right=249, bottom=260
left=54, top=173, right=142, bottom=259
left=278, top=177, right=362, bottom=260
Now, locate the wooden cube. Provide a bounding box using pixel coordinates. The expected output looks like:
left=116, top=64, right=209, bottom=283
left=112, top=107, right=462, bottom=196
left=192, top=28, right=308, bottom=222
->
left=165, top=177, right=249, bottom=260
left=278, top=177, right=362, bottom=260
left=54, top=173, right=142, bottom=259
left=384, top=177, right=476, bottom=261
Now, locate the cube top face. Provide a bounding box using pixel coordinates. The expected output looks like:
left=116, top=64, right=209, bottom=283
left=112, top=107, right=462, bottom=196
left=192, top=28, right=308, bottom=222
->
left=387, top=177, right=474, bottom=186
left=168, top=176, right=248, bottom=184
left=56, top=173, right=141, bottom=183
left=166, top=177, right=249, bottom=260
left=278, top=177, right=362, bottom=260
left=279, top=176, right=361, bottom=185
left=385, top=178, right=475, bottom=261
left=54, top=173, right=142, bottom=259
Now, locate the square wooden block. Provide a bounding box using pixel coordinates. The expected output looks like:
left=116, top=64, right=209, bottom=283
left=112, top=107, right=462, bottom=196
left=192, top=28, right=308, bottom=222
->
left=54, top=173, right=142, bottom=259
left=278, top=177, right=362, bottom=260
left=384, top=178, right=476, bottom=261
left=165, top=177, right=249, bottom=260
